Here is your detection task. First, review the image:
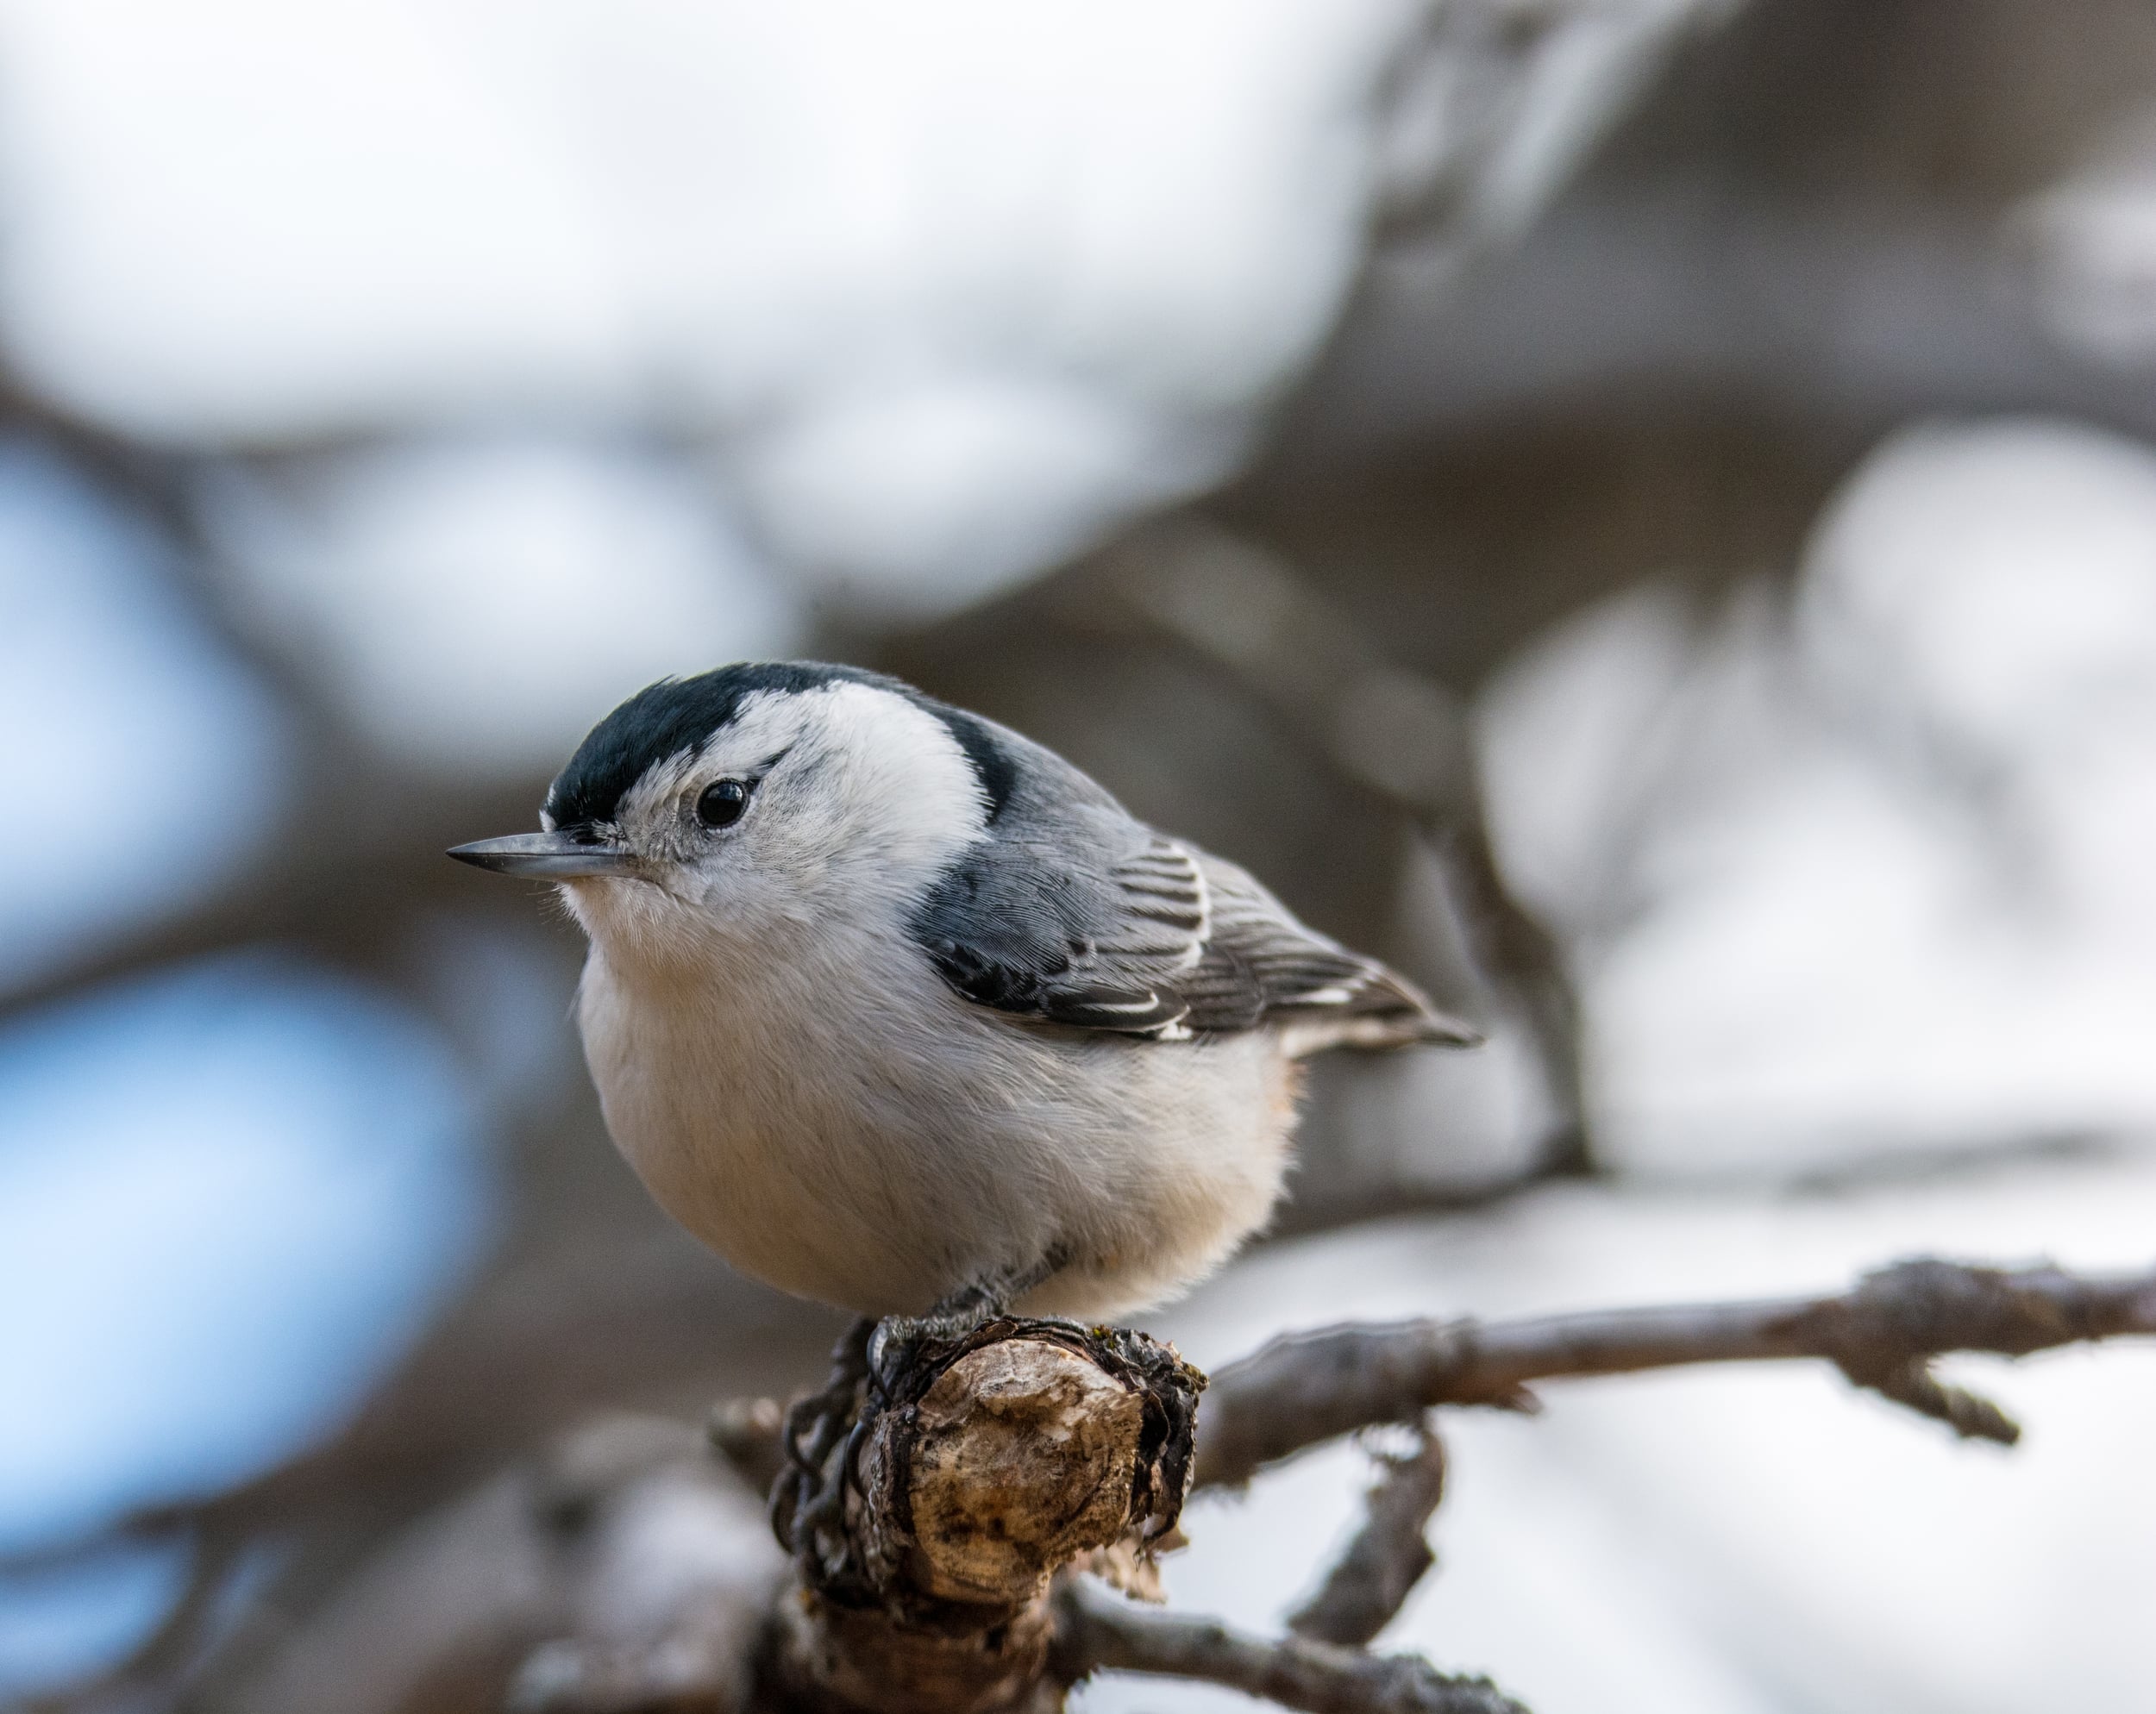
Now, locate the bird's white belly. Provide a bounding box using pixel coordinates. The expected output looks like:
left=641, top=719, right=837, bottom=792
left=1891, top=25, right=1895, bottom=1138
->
left=576, top=946, right=1298, bottom=1318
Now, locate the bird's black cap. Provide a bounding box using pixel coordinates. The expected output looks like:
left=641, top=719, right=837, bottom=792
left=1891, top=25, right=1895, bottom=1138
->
left=543, top=660, right=1019, bottom=831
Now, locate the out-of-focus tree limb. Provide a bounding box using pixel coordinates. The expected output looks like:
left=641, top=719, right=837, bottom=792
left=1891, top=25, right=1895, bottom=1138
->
left=1288, top=1426, right=1448, bottom=1648
left=1087, top=518, right=1591, bottom=1178
left=1053, top=1575, right=1527, bottom=1714
left=1193, top=1255, right=2156, bottom=1488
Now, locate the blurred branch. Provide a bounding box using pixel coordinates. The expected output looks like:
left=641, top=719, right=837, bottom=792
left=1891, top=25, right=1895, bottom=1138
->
left=1194, top=1255, right=2156, bottom=1488
left=1088, top=518, right=1590, bottom=1177
left=1054, top=1575, right=1527, bottom=1714
left=1288, top=1427, right=1448, bottom=1648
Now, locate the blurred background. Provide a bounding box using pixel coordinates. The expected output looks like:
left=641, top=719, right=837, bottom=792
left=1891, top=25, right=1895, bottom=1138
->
left=4, top=3, right=2156, bottom=1710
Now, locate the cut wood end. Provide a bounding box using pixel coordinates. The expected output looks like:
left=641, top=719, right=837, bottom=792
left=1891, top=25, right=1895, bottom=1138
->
left=906, top=1340, right=1148, bottom=1605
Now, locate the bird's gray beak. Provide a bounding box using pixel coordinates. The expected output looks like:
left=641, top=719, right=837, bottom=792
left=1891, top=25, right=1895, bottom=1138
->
left=447, top=832, right=640, bottom=879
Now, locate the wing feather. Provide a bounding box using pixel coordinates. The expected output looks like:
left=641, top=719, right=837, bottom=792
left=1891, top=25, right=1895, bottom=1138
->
left=911, top=816, right=1476, bottom=1054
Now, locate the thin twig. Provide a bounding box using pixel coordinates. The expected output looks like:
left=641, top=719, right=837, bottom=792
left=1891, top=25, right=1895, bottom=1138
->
left=1289, top=1427, right=1447, bottom=1647
left=1195, top=1257, right=2156, bottom=1487
left=1092, top=518, right=1591, bottom=1177
left=1054, top=1576, right=1528, bottom=1714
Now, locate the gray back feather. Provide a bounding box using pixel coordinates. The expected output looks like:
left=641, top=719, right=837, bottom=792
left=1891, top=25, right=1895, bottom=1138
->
left=906, top=722, right=1473, bottom=1051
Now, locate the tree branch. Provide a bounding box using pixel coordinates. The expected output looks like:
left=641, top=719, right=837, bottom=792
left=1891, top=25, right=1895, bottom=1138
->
left=756, top=1318, right=1206, bottom=1714
left=1053, top=1575, right=1527, bottom=1714
left=1091, top=518, right=1591, bottom=1179
left=489, top=1256, right=2154, bottom=1714
left=1194, top=1256, right=2156, bottom=1488
left=1288, top=1427, right=1447, bottom=1647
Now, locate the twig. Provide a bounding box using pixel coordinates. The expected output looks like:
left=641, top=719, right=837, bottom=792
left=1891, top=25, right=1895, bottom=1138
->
left=1090, top=518, right=1591, bottom=1177
left=1054, top=1576, right=1528, bottom=1714
left=1288, top=1427, right=1447, bottom=1647
left=1194, top=1257, right=2156, bottom=1487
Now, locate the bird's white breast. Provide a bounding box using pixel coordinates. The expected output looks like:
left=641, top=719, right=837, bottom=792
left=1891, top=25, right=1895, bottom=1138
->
left=561, top=677, right=1301, bottom=1317
left=575, top=913, right=1298, bottom=1319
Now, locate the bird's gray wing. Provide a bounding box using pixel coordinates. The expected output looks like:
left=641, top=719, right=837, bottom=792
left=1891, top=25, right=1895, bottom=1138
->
left=1174, top=854, right=1478, bottom=1050
left=909, top=812, right=1476, bottom=1050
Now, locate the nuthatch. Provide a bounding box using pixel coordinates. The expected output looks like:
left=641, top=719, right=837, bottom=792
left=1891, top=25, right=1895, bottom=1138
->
left=451, top=662, right=1474, bottom=1324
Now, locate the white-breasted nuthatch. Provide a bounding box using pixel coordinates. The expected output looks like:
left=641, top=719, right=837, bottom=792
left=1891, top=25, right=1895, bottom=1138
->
left=450, top=662, right=1475, bottom=1323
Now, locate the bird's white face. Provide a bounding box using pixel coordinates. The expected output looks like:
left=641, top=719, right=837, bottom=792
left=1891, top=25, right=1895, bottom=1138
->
left=549, top=681, right=993, bottom=966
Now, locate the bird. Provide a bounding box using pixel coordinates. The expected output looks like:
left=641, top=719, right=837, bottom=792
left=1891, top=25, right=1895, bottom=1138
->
left=449, top=660, right=1476, bottom=1329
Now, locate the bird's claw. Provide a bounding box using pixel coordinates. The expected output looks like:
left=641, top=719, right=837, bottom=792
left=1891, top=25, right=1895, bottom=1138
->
left=770, top=1317, right=874, bottom=1562
left=868, top=1294, right=1003, bottom=1392
left=774, top=1273, right=1065, bottom=1571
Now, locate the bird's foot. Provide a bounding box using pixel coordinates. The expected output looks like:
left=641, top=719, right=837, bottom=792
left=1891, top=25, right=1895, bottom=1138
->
left=867, top=1281, right=1011, bottom=1392
left=772, top=1261, right=1076, bottom=1577
left=769, top=1315, right=873, bottom=1566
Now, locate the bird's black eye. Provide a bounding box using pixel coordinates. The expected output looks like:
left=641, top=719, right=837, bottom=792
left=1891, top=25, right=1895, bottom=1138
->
left=695, top=779, right=750, bottom=829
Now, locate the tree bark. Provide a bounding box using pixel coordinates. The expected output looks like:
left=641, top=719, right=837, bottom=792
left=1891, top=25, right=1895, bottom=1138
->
left=757, top=1318, right=1202, bottom=1714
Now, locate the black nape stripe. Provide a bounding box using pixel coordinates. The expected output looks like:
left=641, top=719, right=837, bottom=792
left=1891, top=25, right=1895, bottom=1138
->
left=926, top=704, right=1018, bottom=824
left=543, top=660, right=1021, bottom=830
